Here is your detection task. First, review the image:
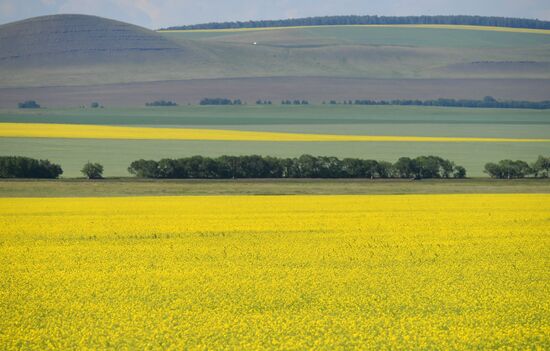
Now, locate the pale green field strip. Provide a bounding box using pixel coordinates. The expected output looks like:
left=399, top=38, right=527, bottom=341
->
left=1, top=123, right=549, bottom=143
left=2, top=137, right=546, bottom=177
left=159, top=24, right=550, bottom=35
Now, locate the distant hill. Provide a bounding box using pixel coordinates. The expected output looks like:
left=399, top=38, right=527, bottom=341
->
left=162, top=15, right=550, bottom=31
left=0, top=14, right=186, bottom=67
left=0, top=14, right=549, bottom=104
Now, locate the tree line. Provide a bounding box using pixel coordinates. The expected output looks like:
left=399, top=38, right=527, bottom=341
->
left=200, top=98, right=243, bottom=105
left=484, top=156, right=550, bottom=179
left=3, top=155, right=549, bottom=180
left=328, top=96, right=550, bottom=110
left=18, top=100, right=41, bottom=109
left=17, top=97, right=550, bottom=110
left=127, top=155, right=466, bottom=180
left=163, top=15, right=550, bottom=31
left=0, top=156, right=63, bottom=178
left=146, top=100, right=178, bottom=107
left=200, top=97, right=549, bottom=109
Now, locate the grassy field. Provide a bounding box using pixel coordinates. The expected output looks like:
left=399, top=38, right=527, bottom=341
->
left=166, top=25, right=550, bottom=48
left=0, top=179, right=549, bottom=197
left=162, top=25, right=550, bottom=79
left=2, top=24, right=550, bottom=88
left=1, top=105, right=549, bottom=138
left=1, top=105, right=548, bottom=177
left=3, top=78, right=549, bottom=108
left=1, top=194, right=548, bottom=349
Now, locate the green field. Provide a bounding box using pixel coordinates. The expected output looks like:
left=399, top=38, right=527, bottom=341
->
left=0, top=105, right=549, bottom=177
left=1, top=179, right=549, bottom=197
left=2, top=25, right=550, bottom=88
left=166, top=25, right=550, bottom=49
left=1, top=105, right=549, bottom=137
left=162, top=26, right=550, bottom=79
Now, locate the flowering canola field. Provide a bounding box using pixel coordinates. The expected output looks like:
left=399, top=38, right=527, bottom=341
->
left=1, top=122, right=549, bottom=143
left=1, top=194, right=549, bottom=349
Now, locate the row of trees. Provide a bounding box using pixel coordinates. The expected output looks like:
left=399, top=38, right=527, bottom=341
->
left=485, top=156, right=550, bottom=179
left=128, top=155, right=466, bottom=180
left=18, top=100, right=41, bottom=109
left=0, top=157, right=107, bottom=179
left=146, top=100, right=178, bottom=107
left=0, top=156, right=63, bottom=178
left=163, top=15, right=550, bottom=31
left=199, top=98, right=243, bottom=105
left=3, top=155, right=550, bottom=180
left=256, top=100, right=273, bottom=105
left=282, top=100, right=309, bottom=105
left=328, top=96, right=550, bottom=110
left=152, top=97, right=550, bottom=109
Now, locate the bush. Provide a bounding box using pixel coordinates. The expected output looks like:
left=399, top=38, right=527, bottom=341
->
left=0, top=156, right=62, bottom=178
left=81, top=162, right=104, bottom=179
left=18, top=100, right=40, bottom=109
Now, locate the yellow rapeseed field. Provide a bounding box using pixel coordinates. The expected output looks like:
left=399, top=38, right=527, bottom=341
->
left=0, top=194, right=549, bottom=349
left=1, top=122, right=549, bottom=143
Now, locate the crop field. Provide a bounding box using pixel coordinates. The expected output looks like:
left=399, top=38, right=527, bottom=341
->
left=3, top=23, right=550, bottom=88
left=1, top=179, right=549, bottom=197
left=0, top=105, right=548, bottom=177
left=0, top=194, right=548, bottom=349
left=1, top=123, right=548, bottom=143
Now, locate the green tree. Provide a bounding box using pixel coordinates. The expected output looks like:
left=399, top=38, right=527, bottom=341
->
left=484, top=162, right=503, bottom=178
left=453, top=166, right=467, bottom=179
left=376, top=161, right=394, bottom=178
left=393, top=157, right=418, bottom=178
left=81, top=162, right=104, bottom=179
left=128, top=160, right=159, bottom=178
left=532, top=155, right=550, bottom=178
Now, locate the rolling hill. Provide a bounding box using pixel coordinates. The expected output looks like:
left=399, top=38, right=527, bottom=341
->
left=0, top=14, right=189, bottom=66
left=0, top=14, right=549, bottom=105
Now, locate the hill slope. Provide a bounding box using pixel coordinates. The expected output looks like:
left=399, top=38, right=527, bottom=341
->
left=0, top=15, right=549, bottom=102
left=0, top=14, right=186, bottom=67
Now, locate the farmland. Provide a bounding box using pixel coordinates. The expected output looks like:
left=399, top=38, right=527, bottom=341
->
left=2, top=21, right=550, bottom=89
left=2, top=123, right=548, bottom=143
left=2, top=11, right=550, bottom=350
left=1, top=194, right=548, bottom=349
left=0, top=105, right=548, bottom=177
left=0, top=178, right=549, bottom=197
